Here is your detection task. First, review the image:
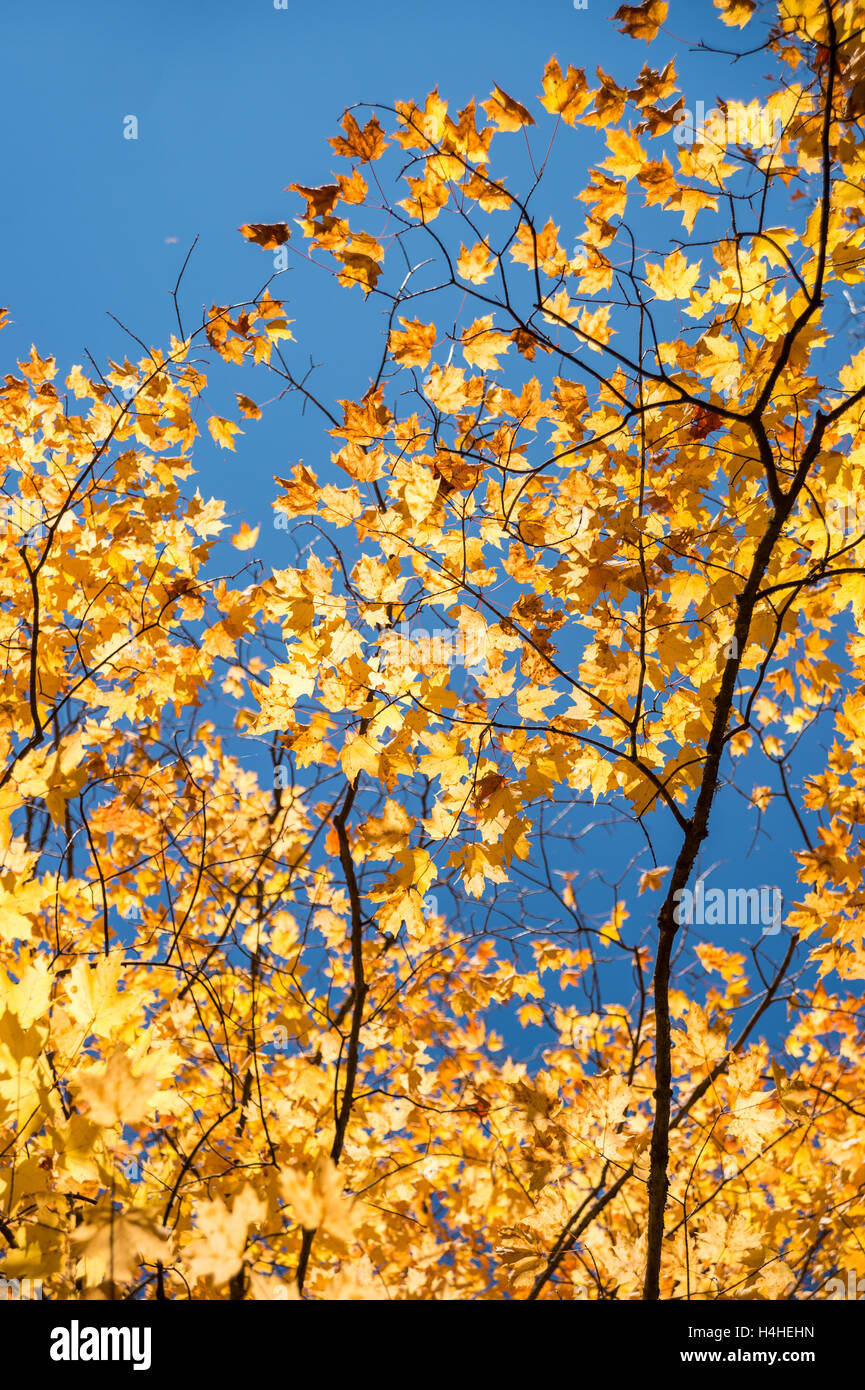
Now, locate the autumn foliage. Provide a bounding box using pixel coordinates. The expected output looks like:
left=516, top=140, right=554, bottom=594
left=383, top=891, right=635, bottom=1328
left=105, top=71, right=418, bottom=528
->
left=3, top=0, right=865, bottom=1302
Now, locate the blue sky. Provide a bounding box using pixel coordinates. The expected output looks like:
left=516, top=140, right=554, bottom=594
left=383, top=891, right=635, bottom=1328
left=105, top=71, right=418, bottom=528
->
left=1, top=0, right=823, bottom=524
left=0, top=0, right=773, bottom=456
left=1, top=0, right=810, bottom=578
left=1, top=0, right=829, bottom=1045
left=0, top=0, right=791, bottom=502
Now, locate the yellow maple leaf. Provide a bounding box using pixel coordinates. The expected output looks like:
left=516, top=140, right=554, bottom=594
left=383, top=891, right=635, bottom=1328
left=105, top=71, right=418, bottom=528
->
left=461, top=315, right=511, bottom=370
left=231, top=522, right=260, bottom=551
left=341, top=730, right=383, bottom=783
left=482, top=84, right=536, bottom=132
left=388, top=317, right=436, bottom=367
left=74, top=1049, right=163, bottom=1128
left=236, top=393, right=262, bottom=419
left=208, top=416, right=243, bottom=450
left=287, top=182, right=340, bottom=219
left=329, top=111, right=389, bottom=162
left=668, top=184, right=719, bottom=232
left=518, top=1002, right=545, bottom=1027
left=600, top=127, right=647, bottom=182
left=403, top=469, right=440, bottom=524
left=72, top=1206, right=170, bottom=1286
left=601, top=901, right=629, bottom=942
left=638, top=865, right=670, bottom=894
left=770, top=1058, right=811, bottom=1118
left=645, top=249, right=701, bottom=300
left=457, top=241, right=497, bottom=284
left=540, top=59, right=591, bottom=125
left=714, top=0, right=755, bottom=26
left=183, top=1186, right=266, bottom=1286
left=280, top=1158, right=357, bottom=1243
left=239, top=222, right=290, bottom=249
left=613, top=0, right=668, bottom=41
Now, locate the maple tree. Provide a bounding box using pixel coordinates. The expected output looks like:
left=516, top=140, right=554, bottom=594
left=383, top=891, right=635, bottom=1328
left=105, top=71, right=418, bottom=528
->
left=2, top=0, right=865, bottom=1304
